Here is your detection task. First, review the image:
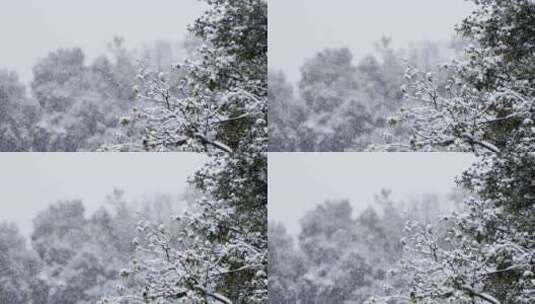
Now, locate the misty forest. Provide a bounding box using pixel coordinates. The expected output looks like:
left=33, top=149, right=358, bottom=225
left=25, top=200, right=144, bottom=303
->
left=1, top=190, right=188, bottom=303
left=269, top=189, right=467, bottom=304
left=0, top=183, right=265, bottom=304
left=270, top=0, right=535, bottom=303
left=0, top=0, right=267, bottom=303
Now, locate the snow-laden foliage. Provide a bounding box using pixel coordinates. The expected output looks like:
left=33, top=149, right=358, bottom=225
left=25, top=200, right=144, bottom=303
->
left=370, top=1, right=535, bottom=303
left=391, top=0, right=535, bottom=152
left=107, top=153, right=267, bottom=304
left=118, top=0, right=267, bottom=153
left=370, top=155, right=535, bottom=304
left=101, top=1, right=267, bottom=303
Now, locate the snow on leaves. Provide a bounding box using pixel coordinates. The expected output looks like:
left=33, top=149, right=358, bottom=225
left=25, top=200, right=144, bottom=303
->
left=102, top=1, right=267, bottom=304
left=372, top=1, right=535, bottom=303
left=126, top=0, right=267, bottom=154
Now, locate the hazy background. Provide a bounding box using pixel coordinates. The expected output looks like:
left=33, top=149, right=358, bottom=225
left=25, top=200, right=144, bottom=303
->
left=0, top=153, right=207, bottom=236
left=269, top=0, right=475, bottom=82
left=0, top=0, right=207, bottom=83
left=269, top=153, right=475, bottom=235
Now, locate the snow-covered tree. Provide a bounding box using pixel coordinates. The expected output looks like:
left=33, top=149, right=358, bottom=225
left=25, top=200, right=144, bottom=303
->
left=103, top=0, right=267, bottom=303
left=104, top=152, right=267, bottom=304
left=394, top=1, right=535, bottom=152
left=122, top=0, right=267, bottom=153
left=372, top=1, right=535, bottom=303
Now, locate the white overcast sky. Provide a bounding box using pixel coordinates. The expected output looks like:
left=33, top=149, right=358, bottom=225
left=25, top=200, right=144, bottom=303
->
left=269, top=0, right=475, bottom=82
left=269, top=153, right=475, bottom=236
left=0, top=153, right=207, bottom=237
left=0, top=0, right=206, bottom=83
